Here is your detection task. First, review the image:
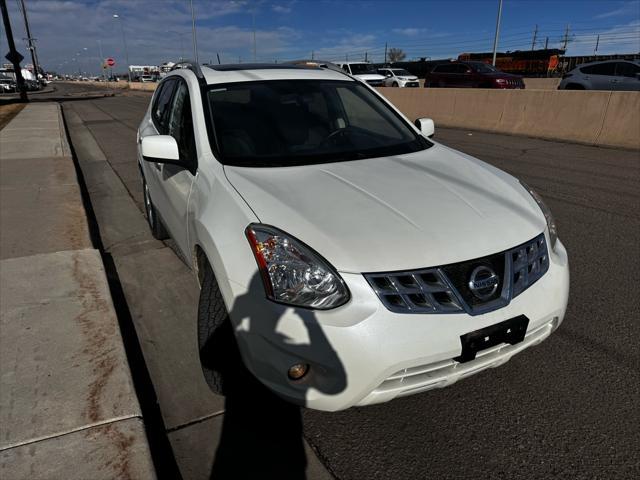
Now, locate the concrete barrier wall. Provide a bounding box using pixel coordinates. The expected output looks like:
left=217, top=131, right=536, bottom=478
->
left=523, top=78, right=561, bottom=90
left=377, top=87, right=640, bottom=150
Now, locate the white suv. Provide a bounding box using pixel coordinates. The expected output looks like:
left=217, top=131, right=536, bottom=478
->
left=377, top=67, right=420, bottom=87
left=138, top=63, right=569, bottom=411
left=335, top=62, right=386, bottom=86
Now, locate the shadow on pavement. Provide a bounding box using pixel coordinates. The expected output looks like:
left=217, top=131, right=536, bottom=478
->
left=200, top=273, right=346, bottom=479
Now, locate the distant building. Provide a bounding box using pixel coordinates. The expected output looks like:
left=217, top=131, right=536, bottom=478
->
left=128, top=65, right=160, bottom=81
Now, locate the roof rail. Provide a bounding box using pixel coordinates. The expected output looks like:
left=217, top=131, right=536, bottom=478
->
left=283, top=59, right=344, bottom=73
left=169, top=60, right=203, bottom=79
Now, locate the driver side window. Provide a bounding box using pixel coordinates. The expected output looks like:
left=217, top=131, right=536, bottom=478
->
left=167, top=81, right=196, bottom=163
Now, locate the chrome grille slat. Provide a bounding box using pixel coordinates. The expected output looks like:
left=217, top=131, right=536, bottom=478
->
left=364, top=233, right=549, bottom=316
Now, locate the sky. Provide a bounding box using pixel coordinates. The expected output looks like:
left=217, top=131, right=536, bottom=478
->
left=2, top=0, right=639, bottom=75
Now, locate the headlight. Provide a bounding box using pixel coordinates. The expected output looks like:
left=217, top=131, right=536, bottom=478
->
left=519, top=180, right=558, bottom=250
left=245, top=224, right=350, bottom=309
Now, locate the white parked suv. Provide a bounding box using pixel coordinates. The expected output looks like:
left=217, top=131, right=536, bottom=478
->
left=334, top=62, right=386, bottom=86
left=377, top=67, right=420, bottom=87
left=138, top=62, right=569, bottom=411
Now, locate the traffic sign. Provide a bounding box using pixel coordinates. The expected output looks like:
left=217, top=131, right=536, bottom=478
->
left=106, top=57, right=115, bottom=67
left=5, top=50, right=24, bottom=64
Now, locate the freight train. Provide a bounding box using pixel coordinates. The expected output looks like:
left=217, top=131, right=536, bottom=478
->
left=379, top=49, right=640, bottom=78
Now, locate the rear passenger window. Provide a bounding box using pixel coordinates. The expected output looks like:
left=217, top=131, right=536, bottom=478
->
left=581, top=63, right=616, bottom=76
left=615, top=62, right=639, bottom=78
left=152, top=79, right=177, bottom=133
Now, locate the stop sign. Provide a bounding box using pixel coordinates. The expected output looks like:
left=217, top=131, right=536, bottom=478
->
left=106, top=57, right=115, bottom=67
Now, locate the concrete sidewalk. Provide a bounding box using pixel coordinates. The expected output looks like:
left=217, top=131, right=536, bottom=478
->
left=0, top=103, right=156, bottom=478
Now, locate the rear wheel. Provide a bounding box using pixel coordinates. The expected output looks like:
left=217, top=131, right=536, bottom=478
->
left=143, top=178, right=169, bottom=240
left=198, top=262, right=246, bottom=395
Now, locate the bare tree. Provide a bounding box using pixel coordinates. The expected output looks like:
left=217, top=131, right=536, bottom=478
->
left=387, top=48, right=406, bottom=63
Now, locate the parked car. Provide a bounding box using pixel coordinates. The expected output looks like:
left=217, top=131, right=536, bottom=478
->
left=140, top=74, right=155, bottom=83
left=335, top=62, right=386, bottom=86
left=424, top=61, right=524, bottom=88
left=137, top=63, right=569, bottom=411
left=0, top=78, right=17, bottom=93
left=377, top=67, right=420, bottom=87
left=558, top=59, right=640, bottom=91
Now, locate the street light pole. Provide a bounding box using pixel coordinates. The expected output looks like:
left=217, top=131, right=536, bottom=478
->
left=491, top=0, right=503, bottom=66
left=113, top=14, right=131, bottom=82
left=189, top=0, right=199, bottom=62
left=97, top=40, right=105, bottom=80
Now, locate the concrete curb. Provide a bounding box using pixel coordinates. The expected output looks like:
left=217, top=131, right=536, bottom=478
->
left=0, top=103, right=156, bottom=479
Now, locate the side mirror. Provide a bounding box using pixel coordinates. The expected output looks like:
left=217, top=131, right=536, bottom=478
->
left=386, top=74, right=392, bottom=78
left=141, top=135, right=181, bottom=164
left=415, top=118, right=435, bottom=138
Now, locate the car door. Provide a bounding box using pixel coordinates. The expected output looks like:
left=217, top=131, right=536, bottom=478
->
left=589, top=62, right=617, bottom=90
left=141, top=77, right=177, bottom=215
left=152, top=78, right=197, bottom=259
left=613, top=62, right=640, bottom=91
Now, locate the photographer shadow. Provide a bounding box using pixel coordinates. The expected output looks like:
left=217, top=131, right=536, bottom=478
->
left=201, top=273, right=347, bottom=479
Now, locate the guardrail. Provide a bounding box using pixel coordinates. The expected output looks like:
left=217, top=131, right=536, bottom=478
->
left=378, top=87, right=640, bottom=150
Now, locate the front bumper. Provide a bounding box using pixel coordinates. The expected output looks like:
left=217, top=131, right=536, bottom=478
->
left=228, top=237, right=569, bottom=411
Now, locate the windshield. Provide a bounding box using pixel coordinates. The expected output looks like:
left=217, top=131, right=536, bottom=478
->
left=470, top=62, right=499, bottom=73
left=391, top=69, right=412, bottom=76
left=349, top=64, right=377, bottom=75
left=208, top=80, right=430, bottom=167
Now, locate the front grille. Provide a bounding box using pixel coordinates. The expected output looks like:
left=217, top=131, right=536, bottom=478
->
left=364, top=233, right=549, bottom=316
left=366, top=80, right=383, bottom=86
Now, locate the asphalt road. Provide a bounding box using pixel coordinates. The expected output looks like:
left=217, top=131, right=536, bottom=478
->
left=55, top=82, right=639, bottom=480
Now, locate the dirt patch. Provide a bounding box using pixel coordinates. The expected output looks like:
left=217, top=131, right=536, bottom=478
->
left=0, top=103, right=25, bottom=131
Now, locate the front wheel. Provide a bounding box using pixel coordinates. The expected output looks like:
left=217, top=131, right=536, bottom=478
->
left=392, top=81, right=399, bottom=87
left=198, top=262, right=247, bottom=395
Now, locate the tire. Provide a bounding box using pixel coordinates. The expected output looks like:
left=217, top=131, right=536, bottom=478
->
left=392, top=82, right=399, bottom=87
left=142, top=177, right=169, bottom=240
left=564, top=83, right=585, bottom=90
left=197, top=262, right=246, bottom=395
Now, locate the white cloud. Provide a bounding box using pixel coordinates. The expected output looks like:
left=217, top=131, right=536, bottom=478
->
left=594, top=1, right=640, bottom=19
left=272, top=4, right=292, bottom=14
left=4, top=0, right=298, bottom=73
left=392, top=28, right=427, bottom=37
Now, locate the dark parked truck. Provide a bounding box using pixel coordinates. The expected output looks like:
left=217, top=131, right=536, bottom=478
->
left=424, top=61, right=524, bottom=89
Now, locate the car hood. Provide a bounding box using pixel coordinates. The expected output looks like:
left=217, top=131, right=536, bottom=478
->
left=224, top=144, right=545, bottom=273
left=486, top=72, right=522, bottom=80
left=356, top=74, right=386, bottom=81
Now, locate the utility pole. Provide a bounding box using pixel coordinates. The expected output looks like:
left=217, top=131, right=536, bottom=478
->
left=365, top=51, right=368, bottom=62
left=311, top=50, right=314, bottom=60
left=97, top=39, right=105, bottom=81
left=113, top=14, right=131, bottom=82
left=18, top=0, right=39, bottom=80
left=491, top=0, right=503, bottom=66
left=384, top=42, right=388, bottom=64
left=562, top=24, right=570, bottom=51
left=531, top=24, right=538, bottom=50
left=189, top=0, right=199, bottom=62
left=1, top=0, right=28, bottom=100
left=544, top=36, right=549, bottom=49
left=216, top=52, right=221, bottom=64
left=594, top=34, right=600, bottom=56
left=251, top=10, right=257, bottom=62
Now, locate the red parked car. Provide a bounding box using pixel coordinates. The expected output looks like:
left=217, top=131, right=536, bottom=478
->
left=424, top=61, right=524, bottom=89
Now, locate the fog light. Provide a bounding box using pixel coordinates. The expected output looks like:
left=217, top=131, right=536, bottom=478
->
left=288, top=363, right=309, bottom=380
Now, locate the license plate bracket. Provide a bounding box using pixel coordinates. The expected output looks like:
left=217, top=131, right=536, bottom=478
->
left=455, top=315, right=529, bottom=363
